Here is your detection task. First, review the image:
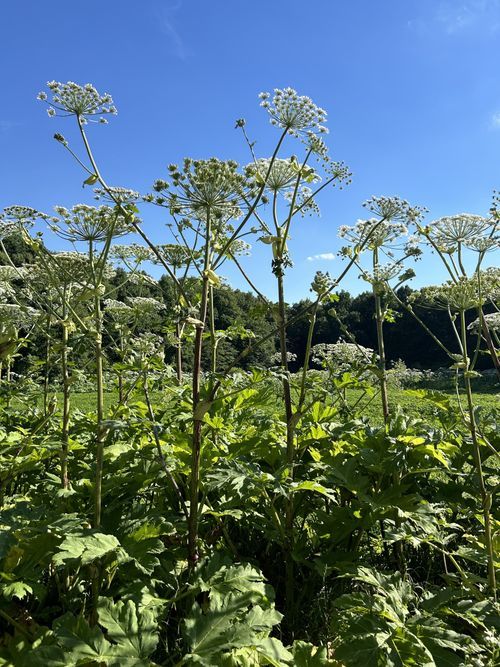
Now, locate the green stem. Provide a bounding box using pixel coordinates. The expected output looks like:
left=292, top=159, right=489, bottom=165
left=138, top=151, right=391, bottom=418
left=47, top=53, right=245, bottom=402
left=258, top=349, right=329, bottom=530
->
left=373, top=250, right=389, bottom=424
left=460, top=309, right=497, bottom=599
left=60, top=299, right=70, bottom=490
left=276, top=262, right=295, bottom=636
left=209, top=285, right=217, bottom=375
left=188, top=209, right=212, bottom=567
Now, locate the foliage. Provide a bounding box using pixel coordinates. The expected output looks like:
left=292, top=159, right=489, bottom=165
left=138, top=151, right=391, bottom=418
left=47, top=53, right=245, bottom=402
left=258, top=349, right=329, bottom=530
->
left=0, top=80, right=498, bottom=667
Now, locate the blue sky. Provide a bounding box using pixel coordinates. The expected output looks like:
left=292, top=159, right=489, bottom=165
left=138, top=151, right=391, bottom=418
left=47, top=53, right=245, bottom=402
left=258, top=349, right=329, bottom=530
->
left=2, top=0, right=500, bottom=301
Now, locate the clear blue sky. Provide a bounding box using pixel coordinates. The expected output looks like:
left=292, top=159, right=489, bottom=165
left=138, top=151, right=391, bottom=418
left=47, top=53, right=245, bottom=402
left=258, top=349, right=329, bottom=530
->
left=2, top=0, right=499, bottom=301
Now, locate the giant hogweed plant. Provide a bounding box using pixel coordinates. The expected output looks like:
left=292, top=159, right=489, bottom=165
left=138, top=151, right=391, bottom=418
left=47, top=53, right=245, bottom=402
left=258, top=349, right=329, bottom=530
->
left=362, top=205, right=499, bottom=600
left=0, top=81, right=497, bottom=665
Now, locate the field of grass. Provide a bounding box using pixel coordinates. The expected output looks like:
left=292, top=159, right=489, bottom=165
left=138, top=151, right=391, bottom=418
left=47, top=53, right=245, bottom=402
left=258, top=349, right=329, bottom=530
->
left=41, top=379, right=498, bottom=426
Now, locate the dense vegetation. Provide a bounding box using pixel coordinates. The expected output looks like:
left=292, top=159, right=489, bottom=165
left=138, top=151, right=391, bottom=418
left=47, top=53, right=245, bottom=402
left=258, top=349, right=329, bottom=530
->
left=0, top=82, right=498, bottom=666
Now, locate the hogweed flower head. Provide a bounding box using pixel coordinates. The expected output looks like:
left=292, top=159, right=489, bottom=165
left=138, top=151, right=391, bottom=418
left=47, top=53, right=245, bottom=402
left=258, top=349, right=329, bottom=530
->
left=110, top=243, right=155, bottom=264
left=480, top=267, right=500, bottom=300
left=94, top=186, right=139, bottom=204
left=311, top=340, right=377, bottom=376
left=104, top=299, right=134, bottom=326
left=153, top=158, right=250, bottom=223
left=468, top=312, right=500, bottom=334
left=363, top=196, right=426, bottom=224
left=270, top=350, right=297, bottom=365
left=310, top=271, right=334, bottom=296
left=37, top=81, right=117, bottom=122
left=259, top=88, right=328, bottom=136
left=339, top=217, right=408, bottom=250
left=1, top=205, right=49, bottom=229
left=0, top=205, right=51, bottom=243
left=155, top=244, right=196, bottom=269
left=51, top=204, right=134, bottom=242
left=418, top=278, right=483, bottom=312
left=34, top=251, right=91, bottom=286
left=0, top=303, right=39, bottom=329
left=422, top=213, right=495, bottom=253
left=245, top=158, right=302, bottom=192
left=127, top=296, right=165, bottom=312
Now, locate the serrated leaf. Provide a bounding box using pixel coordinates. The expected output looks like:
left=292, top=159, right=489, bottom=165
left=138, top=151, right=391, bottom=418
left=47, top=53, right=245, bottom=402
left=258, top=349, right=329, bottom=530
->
left=53, top=612, right=114, bottom=663
left=2, top=581, right=32, bottom=600
left=53, top=531, right=121, bottom=566
left=97, top=597, right=159, bottom=664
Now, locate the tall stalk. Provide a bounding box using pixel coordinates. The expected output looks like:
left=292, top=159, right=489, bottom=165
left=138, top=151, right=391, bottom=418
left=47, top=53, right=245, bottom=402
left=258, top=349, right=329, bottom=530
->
left=60, top=296, right=70, bottom=489
left=460, top=309, right=497, bottom=599
left=89, top=241, right=106, bottom=529
left=276, top=263, right=296, bottom=629
left=43, top=314, right=52, bottom=416
left=372, top=248, right=390, bottom=424
left=188, top=209, right=212, bottom=566
left=209, top=286, right=217, bottom=375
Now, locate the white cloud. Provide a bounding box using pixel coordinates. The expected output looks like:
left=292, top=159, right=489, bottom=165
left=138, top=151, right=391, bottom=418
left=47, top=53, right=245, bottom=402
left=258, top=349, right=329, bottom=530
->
left=491, top=112, right=500, bottom=128
left=0, top=120, right=18, bottom=134
left=307, top=252, right=335, bottom=262
left=157, top=1, right=189, bottom=60
left=409, top=1, right=500, bottom=36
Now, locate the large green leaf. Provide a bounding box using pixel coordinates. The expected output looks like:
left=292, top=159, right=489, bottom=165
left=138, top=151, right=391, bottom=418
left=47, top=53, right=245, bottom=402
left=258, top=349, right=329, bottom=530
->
left=97, top=597, right=159, bottom=665
left=52, top=531, right=121, bottom=566
left=53, top=612, right=115, bottom=663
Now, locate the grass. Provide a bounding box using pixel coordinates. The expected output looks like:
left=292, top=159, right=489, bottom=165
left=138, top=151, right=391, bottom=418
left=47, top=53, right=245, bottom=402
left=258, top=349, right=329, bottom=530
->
left=36, top=376, right=498, bottom=427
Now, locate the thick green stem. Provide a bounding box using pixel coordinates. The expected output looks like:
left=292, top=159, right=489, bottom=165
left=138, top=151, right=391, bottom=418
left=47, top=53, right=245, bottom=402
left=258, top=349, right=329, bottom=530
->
left=43, top=314, right=51, bottom=415
left=175, top=321, right=183, bottom=385
left=460, top=310, right=497, bottom=599
left=373, top=251, right=389, bottom=424
left=209, top=286, right=217, bottom=375
left=90, top=244, right=105, bottom=529
left=188, top=210, right=212, bottom=567
left=276, top=266, right=295, bottom=635
left=60, top=307, right=70, bottom=489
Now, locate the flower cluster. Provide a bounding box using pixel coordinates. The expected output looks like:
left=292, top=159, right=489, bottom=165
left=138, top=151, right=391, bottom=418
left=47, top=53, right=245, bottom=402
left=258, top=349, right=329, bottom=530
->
left=363, top=262, right=406, bottom=285
left=110, top=244, right=155, bottom=264
left=104, top=299, right=133, bottom=326
left=339, top=217, right=408, bottom=250
left=0, top=206, right=49, bottom=238
left=127, top=332, right=164, bottom=363
left=363, top=196, right=426, bottom=224
left=305, top=134, right=352, bottom=186
left=153, top=158, right=250, bottom=222
left=467, top=312, right=500, bottom=334
left=310, top=271, right=334, bottom=296
left=259, top=88, right=328, bottom=135
left=270, top=350, right=297, bottom=365
left=155, top=244, right=195, bottom=269
left=311, top=340, right=377, bottom=375
left=51, top=204, right=133, bottom=242
left=94, top=186, right=139, bottom=204
left=0, top=303, right=39, bottom=328
left=422, top=213, right=498, bottom=253
left=37, top=81, right=117, bottom=123
left=127, top=296, right=165, bottom=314
left=480, top=267, right=500, bottom=300
left=417, top=278, right=483, bottom=312
left=245, top=158, right=301, bottom=192
left=126, top=272, right=158, bottom=287
left=0, top=266, right=22, bottom=282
